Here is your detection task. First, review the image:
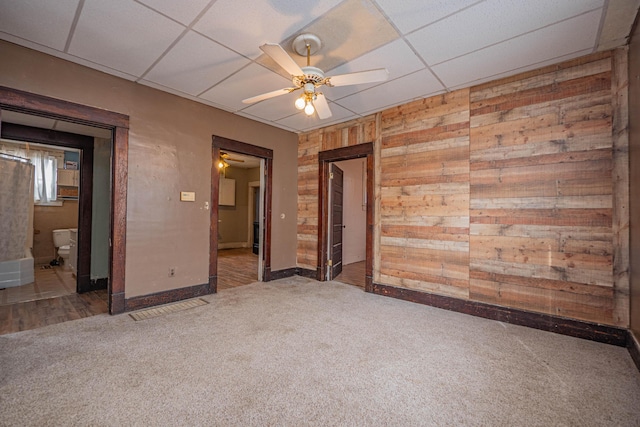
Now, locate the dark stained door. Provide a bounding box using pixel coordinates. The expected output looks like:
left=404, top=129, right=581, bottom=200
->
left=330, top=164, right=344, bottom=279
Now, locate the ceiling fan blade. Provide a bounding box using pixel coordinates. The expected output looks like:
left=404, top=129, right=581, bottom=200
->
left=226, top=157, right=245, bottom=162
left=314, top=93, right=332, bottom=120
left=328, top=68, right=389, bottom=87
left=260, top=43, right=304, bottom=77
left=242, top=87, right=296, bottom=104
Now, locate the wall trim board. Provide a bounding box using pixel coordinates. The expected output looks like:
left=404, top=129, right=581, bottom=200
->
left=268, top=267, right=297, bottom=281
left=372, top=282, right=628, bottom=346
left=124, top=282, right=211, bottom=312
left=295, top=268, right=318, bottom=279
left=629, top=332, right=640, bottom=372
left=78, top=277, right=108, bottom=293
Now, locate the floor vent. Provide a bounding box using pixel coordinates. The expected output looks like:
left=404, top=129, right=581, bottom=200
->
left=129, top=298, right=209, bottom=321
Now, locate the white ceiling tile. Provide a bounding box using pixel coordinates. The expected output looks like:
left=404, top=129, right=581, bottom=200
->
left=68, top=0, right=185, bottom=77
left=199, top=64, right=291, bottom=111
left=432, top=10, right=601, bottom=88
left=276, top=103, right=357, bottom=132
left=336, top=68, right=445, bottom=115
left=143, top=31, right=249, bottom=96
left=375, top=0, right=479, bottom=34
left=0, top=0, right=79, bottom=50
left=408, top=0, right=604, bottom=66
left=193, top=0, right=343, bottom=58
left=324, top=39, right=425, bottom=100
left=135, top=0, right=212, bottom=25
left=240, top=92, right=302, bottom=122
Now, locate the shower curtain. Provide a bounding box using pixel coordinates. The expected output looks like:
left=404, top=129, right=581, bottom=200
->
left=0, top=156, right=34, bottom=262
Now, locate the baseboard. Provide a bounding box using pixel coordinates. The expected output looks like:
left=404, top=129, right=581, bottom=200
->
left=628, top=331, right=640, bottom=372
left=78, top=277, right=108, bottom=293
left=124, top=282, right=213, bottom=312
left=268, top=267, right=297, bottom=281
left=295, top=268, right=318, bottom=280
left=218, top=242, right=249, bottom=250
left=372, top=282, right=628, bottom=347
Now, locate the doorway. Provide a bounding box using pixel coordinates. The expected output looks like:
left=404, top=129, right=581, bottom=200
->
left=210, top=136, right=273, bottom=291
left=0, top=86, right=130, bottom=314
left=216, top=150, right=263, bottom=290
left=318, top=143, right=374, bottom=292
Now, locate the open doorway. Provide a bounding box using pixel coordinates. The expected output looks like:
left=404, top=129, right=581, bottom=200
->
left=318, top=143, right=374, bottom=292
left=210, top=136, right=273, bottom=292
left=0, top=86, right=129, bottom=316
left=216, top=150, right=263, bottom=290
left=327, top=158, right=367, bottom=289
left=0, top=110, right=115, bottom=333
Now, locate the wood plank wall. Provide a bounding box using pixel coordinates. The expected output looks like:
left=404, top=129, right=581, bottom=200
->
left=297, top=50, right=629, bottom=327
left=379, top=90, right=470, bottom=298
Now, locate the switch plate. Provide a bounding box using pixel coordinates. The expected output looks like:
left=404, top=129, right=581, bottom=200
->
left=180, top=191, right=195, bottom=202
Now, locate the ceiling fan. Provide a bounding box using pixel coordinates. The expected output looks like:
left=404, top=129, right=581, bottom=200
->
left=242, top=33, right=389, bottom=119
left=218, top=152, right=245, bottom=169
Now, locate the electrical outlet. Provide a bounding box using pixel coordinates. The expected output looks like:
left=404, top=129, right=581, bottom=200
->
left=168, top=267, right=175, bottom=277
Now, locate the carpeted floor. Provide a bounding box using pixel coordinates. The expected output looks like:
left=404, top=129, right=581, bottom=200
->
left=1, top=276, right=639, bottom=426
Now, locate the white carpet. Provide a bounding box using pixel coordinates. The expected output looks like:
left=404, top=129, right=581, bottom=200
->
left=1, top=276, right=639, bottom=426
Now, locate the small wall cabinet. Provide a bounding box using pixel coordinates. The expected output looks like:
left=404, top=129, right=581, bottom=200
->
left=57, top=169, right=79, bottom=199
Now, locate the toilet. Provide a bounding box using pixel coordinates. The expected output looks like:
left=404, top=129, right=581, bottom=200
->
left=52, top=229, right=71, bottom=268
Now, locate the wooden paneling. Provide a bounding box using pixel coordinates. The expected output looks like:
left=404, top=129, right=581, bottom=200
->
left=469, top=51, right=617, bottom=325
left=379, top=90, right=470, bottom=299
left=298, top=50, right=629, bottom=328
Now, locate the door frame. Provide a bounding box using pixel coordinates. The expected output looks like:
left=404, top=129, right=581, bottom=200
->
left=318, top=143, right=374, bottom=292
left=0, top=123, right=95, bottom=293
left=0, top=85, right=130, bottom=314
left=210, top=135, right=273, bottom=291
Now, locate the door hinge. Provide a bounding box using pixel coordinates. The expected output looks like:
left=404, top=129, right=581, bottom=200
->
left=330, top=172, right=334, bottom=179
left=327, top=259, right=332, bottom=267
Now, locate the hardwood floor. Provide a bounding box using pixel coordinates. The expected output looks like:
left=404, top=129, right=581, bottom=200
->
left=0, top=265, right=108, bottom=335
left=335, top=261, right=365, bottom=289
left=217, top=248, right=259, bottom=290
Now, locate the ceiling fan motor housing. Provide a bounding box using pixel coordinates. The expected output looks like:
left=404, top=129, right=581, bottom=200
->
left=293, top=66, right=326, bottom=88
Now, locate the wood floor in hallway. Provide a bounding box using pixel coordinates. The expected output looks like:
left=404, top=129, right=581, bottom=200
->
left=217, top=248, right=259, bottom=290
left=335, top=261, right=365, bottom=289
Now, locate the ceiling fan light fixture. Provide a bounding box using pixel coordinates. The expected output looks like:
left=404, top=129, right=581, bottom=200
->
left=294, top=95, right=306, bottom=110
left=304, top=101, right=315, bottom=116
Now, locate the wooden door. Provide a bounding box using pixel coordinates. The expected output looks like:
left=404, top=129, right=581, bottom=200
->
left=329, top=164, right=344, bottom=279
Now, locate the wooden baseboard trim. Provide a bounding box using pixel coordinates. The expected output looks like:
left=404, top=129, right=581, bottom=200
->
left=124, top=282, right=212, bottom=312
left=372, top=282, right=627, bottom=347
left=295, top=268, right=317, bottom=279
left=78, top=277, right=108, bottom=293
left=269, top=267, right=297, bottom=281
left=628, top=331, right=640, bottom=372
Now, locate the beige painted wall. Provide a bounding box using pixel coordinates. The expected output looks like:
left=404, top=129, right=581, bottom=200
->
left=0, top=41, right=298, bottom=298
left=629, top=25, right=640, bottom=338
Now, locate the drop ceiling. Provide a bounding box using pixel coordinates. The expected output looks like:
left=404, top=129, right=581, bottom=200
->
left=0, top=0, right=638, bottom=134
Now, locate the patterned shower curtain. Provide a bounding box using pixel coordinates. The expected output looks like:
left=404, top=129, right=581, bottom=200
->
left=0, top=156, right=34, bottom=262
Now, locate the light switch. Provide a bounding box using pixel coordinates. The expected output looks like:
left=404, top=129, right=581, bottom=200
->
left=180, top=191, right=196, bottom=202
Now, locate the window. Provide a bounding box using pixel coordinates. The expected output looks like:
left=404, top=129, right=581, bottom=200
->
left=0, top=142, right=61, bottom=205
